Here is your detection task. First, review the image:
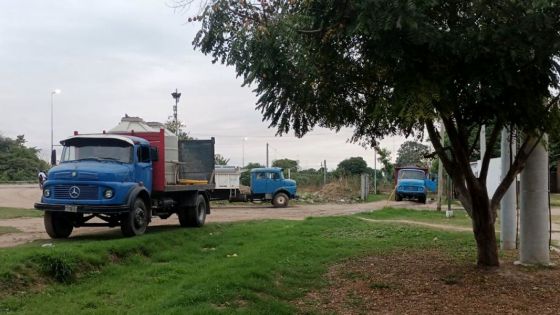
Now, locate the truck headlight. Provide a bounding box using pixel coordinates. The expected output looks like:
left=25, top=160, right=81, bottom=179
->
left=104, top=189, right=114, bottom=199
left=43, top=189, right=51, bottom=198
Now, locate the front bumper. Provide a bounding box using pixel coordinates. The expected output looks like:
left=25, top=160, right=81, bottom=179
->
left=34, top=203, right=129, bottom=214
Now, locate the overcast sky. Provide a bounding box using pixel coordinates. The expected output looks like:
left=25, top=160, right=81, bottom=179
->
left=0, top=0, right=410, bottom=170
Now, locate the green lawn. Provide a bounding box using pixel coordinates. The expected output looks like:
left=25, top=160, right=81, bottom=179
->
left=550, top=194, right=560, bottom=207
left=0, top=208, right=42, bottom=219
left=366, top=193, right=389, bottom=202
left=0, top=211, right=476, bottom=314
left=359, top=207, right=473, bottom=228
left=0, top=226, right=20, bottom=236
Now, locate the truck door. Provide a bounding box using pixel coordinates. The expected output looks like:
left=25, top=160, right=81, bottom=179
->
left=135, top=145, right=153, bottom=193
left=267, top=171, right=284, bottom=195
left=251, top=171, right=267, bottom=195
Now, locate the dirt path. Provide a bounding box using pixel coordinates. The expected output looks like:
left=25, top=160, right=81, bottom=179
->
left=3, top=184, right=560, bottom=248
left=0, top=183, right=414, bottom=247
left=358, top=217, right=473, bottom=232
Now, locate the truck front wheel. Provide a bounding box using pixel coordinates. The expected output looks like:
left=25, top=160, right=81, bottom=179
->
left=272, top=192, right=289, bottom=208
left=178, top=194, right=207, bottom=227
left=44, top=211, right=74, bottom=239
left=121, top=198, right=149, bottom=237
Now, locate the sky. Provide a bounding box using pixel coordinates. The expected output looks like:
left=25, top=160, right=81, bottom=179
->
left=0, top=0, right=409, bottom=170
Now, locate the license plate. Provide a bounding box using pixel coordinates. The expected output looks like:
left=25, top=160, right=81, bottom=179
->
left=64, top=205, right=78, bottom=212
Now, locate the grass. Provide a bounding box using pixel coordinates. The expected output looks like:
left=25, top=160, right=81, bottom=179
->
left=0, top=208, right=42, bottom=219
left=0, top=227, right=20, bottom=236
left=359, top=207, right=473, bottom=228
left=366, top=193, right=389, bottom=202
left=550, top=194, right=560, bottom=207
left=0, top=213, right=475, bottom=314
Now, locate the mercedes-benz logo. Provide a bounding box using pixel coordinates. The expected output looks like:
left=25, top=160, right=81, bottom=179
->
left=69, top=186, right=80, bottom=199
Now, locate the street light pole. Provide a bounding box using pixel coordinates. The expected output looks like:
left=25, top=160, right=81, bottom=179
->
left=242, top=137, right=247, bottom=167
left=50, top=89, right=61, bottom=164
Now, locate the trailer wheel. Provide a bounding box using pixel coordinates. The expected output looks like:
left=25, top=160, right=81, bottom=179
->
left=44, top=211, right=74, bottom=239
left=178, top=194, right=207, bottom=227
left=272, top=192, right=289, bottom=208
left=121, top=198, right=149, bottom=237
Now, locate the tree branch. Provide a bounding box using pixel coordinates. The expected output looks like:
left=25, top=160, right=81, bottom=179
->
left=479, top=122, right=502, bottom=184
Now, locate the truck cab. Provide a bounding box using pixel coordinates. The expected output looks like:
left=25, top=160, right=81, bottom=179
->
left=250, top=167, right=297, bottom=207
left=395, top=168, right=431, bottom=203
left=36, top=135, right=156, bottom=237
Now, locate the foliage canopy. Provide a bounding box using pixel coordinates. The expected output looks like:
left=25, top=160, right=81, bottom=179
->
left=0, top=135, right=49, bottom=181
left=190, top=0, right=560, bottom=266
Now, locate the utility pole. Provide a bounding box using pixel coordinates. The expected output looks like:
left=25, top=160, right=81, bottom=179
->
left=500, top=128, right=517, bottom=250
left=323, top=160, right=327, bottom=186
left=437, top=121, right=445, bottom=211
left=266, top=143, right=269, bottom=167
left=518, top=134, right=550, bottom=265
left=373, top=150, right=377, bottom=195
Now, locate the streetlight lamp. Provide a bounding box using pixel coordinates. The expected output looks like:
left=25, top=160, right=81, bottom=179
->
left=50, top=89, right=61, bottom=164
left=242, top=137, right=248, bottom=167
left=171, top=89, right=181, bottom=136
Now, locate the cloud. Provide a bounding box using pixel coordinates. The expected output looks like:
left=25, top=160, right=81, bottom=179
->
left=0, top=0, right=406, bottom=170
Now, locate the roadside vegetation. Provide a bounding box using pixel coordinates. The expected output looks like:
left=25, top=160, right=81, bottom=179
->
left=0, top=210, right=474, bottom=314
left=0, top=208, right=42, bottom=220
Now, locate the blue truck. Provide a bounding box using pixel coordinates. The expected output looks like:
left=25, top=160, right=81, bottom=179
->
left=249, top=167, right=297, bottom=207
left=394, top=167, right=436, bottom=204
left=210, top=167, right=297, bottom=207
left=35, top=130, right=215, bottom=238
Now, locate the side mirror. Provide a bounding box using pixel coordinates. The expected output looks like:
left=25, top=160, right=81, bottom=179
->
left=50, top=149, right=57, bottom=166
left=150, top=147, right=159, bottom=162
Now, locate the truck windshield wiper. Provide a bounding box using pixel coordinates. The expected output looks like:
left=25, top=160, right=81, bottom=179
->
left=75, top=157, right=102, bottom=162
left=99, top=157, right=126, bottom=163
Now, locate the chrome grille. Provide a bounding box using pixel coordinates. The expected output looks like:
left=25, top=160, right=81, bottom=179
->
left=53, top=185, right=99, bottom=200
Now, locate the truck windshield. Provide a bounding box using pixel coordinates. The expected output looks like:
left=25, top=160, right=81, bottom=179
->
left=399, top=170, right=425, bottom=180
left=61, top=143, right=133, bottom=163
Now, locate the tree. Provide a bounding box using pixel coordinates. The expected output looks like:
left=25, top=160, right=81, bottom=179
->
left=375, top=147, right=394, bottom=182
left=337, top=157, right=368, bottom=175
left=272, top=158, right=298, bottom=171
left=164, top=118, right=192, bottom=141
left=215, top=154, right=230, bottom=165
left=190, top=1, right=560, bottom=266
left=0, top=134, right=50, bottom=181
left=396, top=141, right=430, bottom=167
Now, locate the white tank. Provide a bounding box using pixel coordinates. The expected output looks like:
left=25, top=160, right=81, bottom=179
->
left=146, top=122, right=179, bottom=184
left=109, top=116, right=179, bottom=185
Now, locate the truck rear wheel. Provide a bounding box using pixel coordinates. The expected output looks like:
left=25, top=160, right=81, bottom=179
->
left=44, top=211, right=74, bottom=239
left=178, top=194, right=207, bottom=227
left=121, top=198, right=149, bottom=237
left=272, top=192, right=289, bottom=208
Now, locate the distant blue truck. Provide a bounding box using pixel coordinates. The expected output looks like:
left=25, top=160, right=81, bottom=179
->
left=210, top=167, right=297, bottom=207
left=394, top=167, right=436, bottom=204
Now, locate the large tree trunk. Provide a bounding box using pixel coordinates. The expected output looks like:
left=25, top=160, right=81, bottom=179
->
left=469, top=187, right=500, bottom=267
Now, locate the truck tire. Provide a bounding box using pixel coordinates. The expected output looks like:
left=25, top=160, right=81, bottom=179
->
left=44, top=211, right=74, bottom=239
left=178, top=194, right=207, bottom=227
left=395, top=194, right=402, bottom=201
left=419, top=196, right=427, bottom=204
left=121, top=198, right=149, bottom=237
left=272, top=192, right=289, bottom=208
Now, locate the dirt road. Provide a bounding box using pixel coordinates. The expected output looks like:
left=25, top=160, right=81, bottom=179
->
left=0, top=183, right=413, bottom=247
left=3, top=184, right=559, bottom=249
